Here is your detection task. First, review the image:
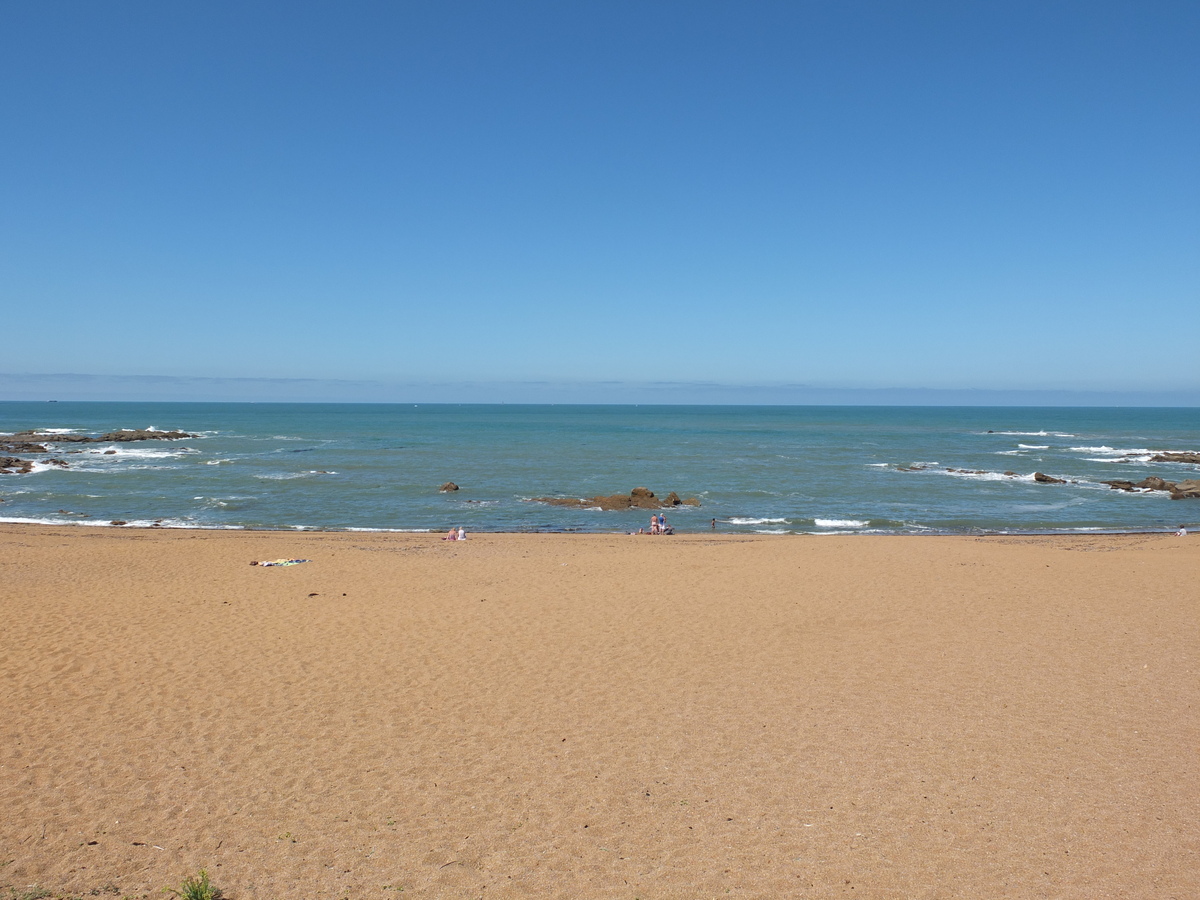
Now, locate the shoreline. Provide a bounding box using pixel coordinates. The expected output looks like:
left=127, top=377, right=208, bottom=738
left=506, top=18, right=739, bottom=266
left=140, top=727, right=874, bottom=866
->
left=3, top=525, right=1197, bottom=898
left=0, top=518, right=1194, bottom=537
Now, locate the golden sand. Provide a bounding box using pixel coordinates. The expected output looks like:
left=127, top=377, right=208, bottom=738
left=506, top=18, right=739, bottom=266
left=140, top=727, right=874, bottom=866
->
left=1, top=525, right=1197, bottom=899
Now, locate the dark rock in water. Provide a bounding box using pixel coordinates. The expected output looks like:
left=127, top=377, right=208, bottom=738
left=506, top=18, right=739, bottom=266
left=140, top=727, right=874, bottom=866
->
left=1033, top=472, right=1066, bottom=484
left=1102, top=476, right=1196, bottom=497
left=0, top=456, right=34, bottom=474
left=1138, top=476, right=1175, bottom=493
left=897, top=465, right=927, bottom=472
left=1150, top=452, right=1200, bottom=465
left=531, top=488, right=700, bottom=510
left=1171, top=479, right=1200, bottom=500
left=1004, top=471, right=1017, bottom=477
left=0, top=441, right=48, bottom=453
left=439, top=482, right=459, bottom=492
left=111, top=520, right=127, bottom=526
left=661, top=491, right=699, bottom=506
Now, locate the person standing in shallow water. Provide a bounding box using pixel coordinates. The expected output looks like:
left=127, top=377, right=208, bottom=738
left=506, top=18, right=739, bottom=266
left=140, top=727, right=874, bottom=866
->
left=711, top=518, right=717, bottom=530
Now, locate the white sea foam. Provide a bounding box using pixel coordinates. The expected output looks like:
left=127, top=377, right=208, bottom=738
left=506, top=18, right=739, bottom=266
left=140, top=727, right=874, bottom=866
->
left=347, top=527, right=432, bottom=532
left=0, top=515, right=240, bottom=529
left=24, top=461, right=68, bottom=474
left=942, top=469, right=1036, bottom=482
left=204, top=458, right=235, bottom=465
left=865, top=463, right=889, bottom=467
left=80, top=445, right=195, bottom=460
left=40, top=428, right=79, bottom=434
left=1018, top=444, right=1049, bottom=450
left=754, top=528, right=789, bottom=534
left=728, top=517, right=789, bottom=525
left=995, top=450, right=1025, bottom=456
left=814, top=518, right=869, bottom=528
left=255, top=470, right=335, bottom=480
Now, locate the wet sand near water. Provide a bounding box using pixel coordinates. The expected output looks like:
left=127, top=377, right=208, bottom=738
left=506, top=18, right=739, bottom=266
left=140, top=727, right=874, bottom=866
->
left=1, top=525, right=1197, bottom=899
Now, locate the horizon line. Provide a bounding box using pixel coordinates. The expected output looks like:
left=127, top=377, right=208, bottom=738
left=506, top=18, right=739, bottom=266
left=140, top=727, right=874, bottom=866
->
left=1, top=372, right=1197, bottom=407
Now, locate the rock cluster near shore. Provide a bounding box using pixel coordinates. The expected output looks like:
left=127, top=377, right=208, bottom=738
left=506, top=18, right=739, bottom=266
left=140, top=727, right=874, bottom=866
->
left=1148, top=452, right=1200, bottom=465
left=531, top=487, right=700, bottom=510
left=1103, top=477, right=1200, bottom=500
left=0, top=428, right=196, bottom=474
left=5, top=429, right=195, bottom=444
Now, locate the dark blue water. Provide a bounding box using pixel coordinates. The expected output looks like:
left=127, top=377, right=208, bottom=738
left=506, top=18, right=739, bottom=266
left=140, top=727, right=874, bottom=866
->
left=1, top=403, right=1196, bottom=533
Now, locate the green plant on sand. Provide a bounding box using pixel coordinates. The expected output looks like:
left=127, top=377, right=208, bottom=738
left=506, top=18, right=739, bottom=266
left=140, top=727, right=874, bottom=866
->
left=164, top=871, right=221, bottom=900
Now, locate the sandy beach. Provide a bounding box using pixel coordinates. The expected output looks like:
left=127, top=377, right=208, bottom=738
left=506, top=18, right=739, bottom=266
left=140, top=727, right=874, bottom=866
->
left=1, top=525, right=1196, bottom=899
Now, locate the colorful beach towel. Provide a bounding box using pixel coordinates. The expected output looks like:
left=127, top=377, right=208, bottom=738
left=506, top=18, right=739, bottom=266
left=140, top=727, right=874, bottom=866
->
left=252, top=558, right=310, bottom=567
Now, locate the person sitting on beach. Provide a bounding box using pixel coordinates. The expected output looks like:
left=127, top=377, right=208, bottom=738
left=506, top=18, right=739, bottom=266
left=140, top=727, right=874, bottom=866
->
left=457, top=526, right=466, bottom=541
left=442, top=527, right=458, bottom=541
left=1177, top=525, right=1188, bottom=537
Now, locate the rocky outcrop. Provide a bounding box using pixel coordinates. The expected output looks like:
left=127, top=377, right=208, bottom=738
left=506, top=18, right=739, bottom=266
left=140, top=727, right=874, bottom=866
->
left=1103, top=476, right=1200, bottom=499
left=0, top=456, right=68, bottom=474
left=439, top=482, right=460, bottom=492
left=0, top=456, right=34, bottom=474
left=0, top=429, right=193, bottom=473
left=0, top=441, right=49, bottom=453
left=4, top=429, right=195, bottom=443
left=531, top=488, right=700, bottom=510
left=1138, top=476, right=1175, bottom=492
left=1149, top=452, right=1200, bottom=465
left=1171, top=480, right=1200, bottom=500
left=1033, top=472, right=1066, bottom=484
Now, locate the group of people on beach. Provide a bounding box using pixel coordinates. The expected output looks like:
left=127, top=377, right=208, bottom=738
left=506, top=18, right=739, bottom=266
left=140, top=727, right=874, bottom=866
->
left=442, top=526, right=466, bottom=541
left=641, top=513, right=674, bottom=535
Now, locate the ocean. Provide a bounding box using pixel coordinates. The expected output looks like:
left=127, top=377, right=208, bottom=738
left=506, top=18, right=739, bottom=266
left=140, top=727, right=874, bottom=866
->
left=1, top=402, right=1197, bottom=534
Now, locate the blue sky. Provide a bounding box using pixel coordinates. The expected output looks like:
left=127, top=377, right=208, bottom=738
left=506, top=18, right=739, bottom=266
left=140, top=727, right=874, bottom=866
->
left=1, top=1, right=1197, bottom=402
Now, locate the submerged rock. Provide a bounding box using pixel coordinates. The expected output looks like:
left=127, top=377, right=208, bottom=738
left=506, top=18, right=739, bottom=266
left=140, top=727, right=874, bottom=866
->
left=439, top=482, right=460, bottom=492
left=1033, top=472, right=1066, bottom=484
left=531, top=488, right=700, bottom=510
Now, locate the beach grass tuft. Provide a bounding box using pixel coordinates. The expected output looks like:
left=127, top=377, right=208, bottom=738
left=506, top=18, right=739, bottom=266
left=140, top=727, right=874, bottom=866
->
left=6, top=888, right=54, bottom=900
left=164, top=871, right=221, bottom=900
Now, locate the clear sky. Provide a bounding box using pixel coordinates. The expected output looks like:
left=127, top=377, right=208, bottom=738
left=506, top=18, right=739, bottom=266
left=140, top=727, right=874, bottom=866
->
left=1, top=1, right=1197, bottom=402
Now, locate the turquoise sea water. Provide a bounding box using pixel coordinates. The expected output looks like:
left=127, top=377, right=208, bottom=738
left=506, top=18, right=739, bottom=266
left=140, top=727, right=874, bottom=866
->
left=1, top=402, right=1197, bottom=534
